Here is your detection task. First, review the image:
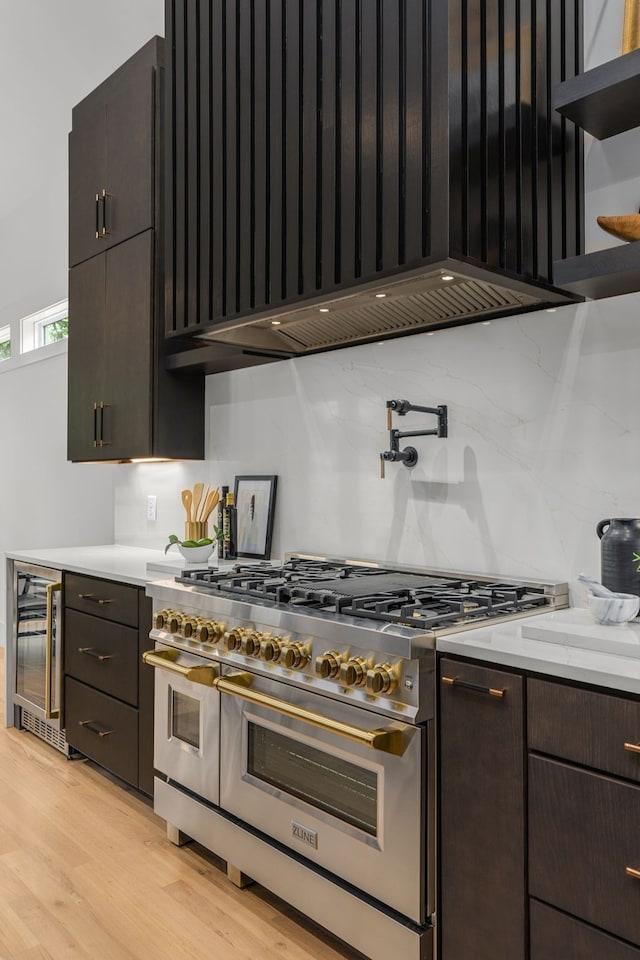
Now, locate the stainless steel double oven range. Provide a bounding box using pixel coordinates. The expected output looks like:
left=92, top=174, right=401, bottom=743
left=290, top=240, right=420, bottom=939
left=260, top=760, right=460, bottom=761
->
left=144, top=555, right=567, bottom=960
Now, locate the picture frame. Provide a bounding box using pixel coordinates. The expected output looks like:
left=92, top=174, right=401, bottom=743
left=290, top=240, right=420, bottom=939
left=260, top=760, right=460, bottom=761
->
left=233, top=475, right=278, bottom=560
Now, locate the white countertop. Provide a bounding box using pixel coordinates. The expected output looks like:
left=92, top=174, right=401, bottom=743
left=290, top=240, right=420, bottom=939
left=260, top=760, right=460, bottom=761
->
left=5, top=544, right=175, bottom=587
left=437, top=607, right=640, bottom=695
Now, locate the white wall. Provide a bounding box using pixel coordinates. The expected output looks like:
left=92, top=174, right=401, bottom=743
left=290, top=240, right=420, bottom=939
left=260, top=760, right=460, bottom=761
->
left=114, top=291, right=640, bottom=590
left=0, top=1, right=164, bottom=641
left=0, top=349, right=116, bottom=633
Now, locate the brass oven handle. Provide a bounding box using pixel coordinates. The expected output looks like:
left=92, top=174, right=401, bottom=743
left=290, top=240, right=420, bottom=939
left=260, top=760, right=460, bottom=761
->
left=214, top=673, right=407, bottom=756
left=78, top=647, right=113, bottom=662
left=624, top=742, right=640, bottom=755
left=441, top=676, right=506, bottom=698
left=78, top=593, right=114, bottom=605
left=79, top=719, right=114, bottom=737
left=142, top=648, right=217, bottom=686
left=44, top=581, right=62, bottom=720
left=626, top=867, right=640, bottom=880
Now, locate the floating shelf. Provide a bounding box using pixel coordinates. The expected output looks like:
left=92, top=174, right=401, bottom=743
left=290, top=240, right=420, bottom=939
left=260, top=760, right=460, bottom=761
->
left=554, top=48, right=640, bottom=140
left=553, top=240, right=640, bottom=299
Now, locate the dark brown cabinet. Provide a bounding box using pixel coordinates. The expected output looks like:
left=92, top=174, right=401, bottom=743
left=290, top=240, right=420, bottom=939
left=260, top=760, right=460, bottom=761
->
left=68, top=50, right=155, bottom=268
left=67, top=37, right=204, bottom=463
left=63, top=573, right=154, bottom=795
left=528, top=676, right=640, bottom=955
left=439, top=658, right=526, bottom=960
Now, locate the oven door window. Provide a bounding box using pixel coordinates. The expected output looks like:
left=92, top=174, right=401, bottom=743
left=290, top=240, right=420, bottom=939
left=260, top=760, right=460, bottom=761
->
left=247, top=723, right=377, bottom=836
left=171, top=690, right=200, bottom=748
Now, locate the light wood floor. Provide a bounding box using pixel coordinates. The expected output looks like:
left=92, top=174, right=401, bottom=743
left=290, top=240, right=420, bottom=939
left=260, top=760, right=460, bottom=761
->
left=0, top=651, right=362, bottom=960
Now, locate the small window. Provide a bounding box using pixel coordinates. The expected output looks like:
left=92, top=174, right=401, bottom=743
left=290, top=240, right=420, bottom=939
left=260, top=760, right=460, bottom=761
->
left=0, top=325, right=10, bottom=361
left=21, top=299, right=69, bottom=353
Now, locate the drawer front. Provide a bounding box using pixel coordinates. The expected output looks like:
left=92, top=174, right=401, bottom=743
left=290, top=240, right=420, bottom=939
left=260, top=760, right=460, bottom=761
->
left=65, top=608, right=138, bottom=705
left=528, top=678, right=640, bottom=782
left=529, top=755, right=640, bottom=945
left=64, top=573, right=139, bottom=627
left=531, top=899, right=640, bottom=960
left=65, top=677, right=138, bottom=787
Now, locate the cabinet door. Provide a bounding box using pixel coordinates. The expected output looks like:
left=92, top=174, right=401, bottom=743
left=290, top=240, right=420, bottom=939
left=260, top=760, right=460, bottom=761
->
left=67, top=255, right=106, bottom=461
left=529, top=755, right=640, bottom=946
left=101, top=232, right=153, bottom=460
left=103, top=69, right=155, bottom=248
left=439, top=658, right=526, bottom=960
left=69, top=104, right=106, bottom=267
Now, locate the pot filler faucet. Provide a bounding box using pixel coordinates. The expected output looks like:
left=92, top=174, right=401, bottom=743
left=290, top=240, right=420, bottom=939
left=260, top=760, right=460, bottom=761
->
left=380, top=399, right=448, bottom=478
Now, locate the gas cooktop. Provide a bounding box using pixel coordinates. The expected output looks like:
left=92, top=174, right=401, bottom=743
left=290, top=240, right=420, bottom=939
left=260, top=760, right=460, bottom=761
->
left=175, top=555, right=566, bottom=632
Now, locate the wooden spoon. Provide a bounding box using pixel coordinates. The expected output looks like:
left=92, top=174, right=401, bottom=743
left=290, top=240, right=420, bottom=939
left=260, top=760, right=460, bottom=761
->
left=192, top=482, right=204, bottom=521
left=181, top=489, right=193, bottom=522
left=202, top=488, right=220, bottom=522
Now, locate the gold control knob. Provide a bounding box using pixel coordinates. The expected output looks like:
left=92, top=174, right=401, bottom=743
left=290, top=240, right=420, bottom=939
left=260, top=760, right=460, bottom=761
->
left=260, top=637, right=283, bottom=662
left=223, top=628, right=247, bottom=652
left=366, top=663, right=398, bottom=696
left=167, top=613, right=184, bottom=634
left=340, top=657, right=368, bottom=688
left=181, top=616, right=199, bottom=638
left=315, top=651, right=342, bottom=680
left=195, top=620, right=214, bottom=643
left=240, top=632, right=262, bottom=656
left=282, top=642, right=308, bottom=670
left=154, top=609, right=171, bottom=629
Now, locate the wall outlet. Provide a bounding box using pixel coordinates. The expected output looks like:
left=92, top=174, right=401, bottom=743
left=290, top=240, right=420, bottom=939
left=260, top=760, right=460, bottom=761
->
left=146, top=495, right=157, bottom=521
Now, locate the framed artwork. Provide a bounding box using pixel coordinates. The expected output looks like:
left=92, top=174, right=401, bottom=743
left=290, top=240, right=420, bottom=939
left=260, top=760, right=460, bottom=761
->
left=233, top=475, right=278, bottom=559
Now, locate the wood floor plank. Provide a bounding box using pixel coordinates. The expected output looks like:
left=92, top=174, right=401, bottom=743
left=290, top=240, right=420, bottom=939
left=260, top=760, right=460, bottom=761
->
left=0, top=651, right=361, bottom=960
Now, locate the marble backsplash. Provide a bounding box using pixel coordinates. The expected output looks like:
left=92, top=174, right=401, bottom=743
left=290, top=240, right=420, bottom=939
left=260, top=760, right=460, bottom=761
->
left=114, top=290, right=640, bottom=587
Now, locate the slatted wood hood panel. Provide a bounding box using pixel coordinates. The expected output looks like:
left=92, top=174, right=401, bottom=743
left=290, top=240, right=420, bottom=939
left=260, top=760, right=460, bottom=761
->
left=164, top=0, right=583, bottom=368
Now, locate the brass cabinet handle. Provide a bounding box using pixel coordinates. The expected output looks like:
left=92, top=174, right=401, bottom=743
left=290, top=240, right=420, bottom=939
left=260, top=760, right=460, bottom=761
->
left=78, top=647, right=113, bottom=662
left=624, top=742, right=640, bottom=755
left=79, top=719, right=114, bottom=737
left=626, top=867, right=640, bottom=880
left=77, top=593, right=114, bottom=605
left=214, top=673, right=408, bottom=756
left=95, top=193, right=101, bottom=239
left=142, top=648, right=217, bottom=686
left=441, top=676, right=505, bottom=698
left=44, top=581, right=62, bottom=720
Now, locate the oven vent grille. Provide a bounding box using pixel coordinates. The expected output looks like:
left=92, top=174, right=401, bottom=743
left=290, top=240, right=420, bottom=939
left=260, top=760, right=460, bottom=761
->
left=20, top=709, right=68, bottom=755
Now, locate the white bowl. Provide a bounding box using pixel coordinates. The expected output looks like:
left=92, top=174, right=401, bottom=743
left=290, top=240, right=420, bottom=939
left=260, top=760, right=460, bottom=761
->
left=587, top=591, right=639, bottom=626
left=178, top=544, right=215, bottom=563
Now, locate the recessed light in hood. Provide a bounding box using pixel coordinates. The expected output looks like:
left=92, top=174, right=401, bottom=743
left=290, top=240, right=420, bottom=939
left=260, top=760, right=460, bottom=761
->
left=197, top=267, right=560, bottom=356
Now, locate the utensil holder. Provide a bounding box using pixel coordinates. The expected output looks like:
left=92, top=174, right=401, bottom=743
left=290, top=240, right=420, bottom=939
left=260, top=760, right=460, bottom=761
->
left=185, top=521, right=208, bottom=541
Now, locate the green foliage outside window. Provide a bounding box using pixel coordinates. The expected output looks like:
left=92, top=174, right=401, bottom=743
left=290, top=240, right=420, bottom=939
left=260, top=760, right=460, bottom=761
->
left=43, top=318, right=68, bottom=344
left=0, top=339, right=10, bottom=361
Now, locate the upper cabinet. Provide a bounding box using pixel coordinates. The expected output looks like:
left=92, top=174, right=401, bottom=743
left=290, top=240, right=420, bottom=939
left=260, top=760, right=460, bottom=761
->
left=164, top=0, right=584, bottom=372
left=69, top=59, right=155, bottom=267
left=67, top=38, right=204, bottom=463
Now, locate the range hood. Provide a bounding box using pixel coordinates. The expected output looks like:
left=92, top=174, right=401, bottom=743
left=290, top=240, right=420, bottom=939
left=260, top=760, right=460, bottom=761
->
left=164, top=0, right=583, bottom=369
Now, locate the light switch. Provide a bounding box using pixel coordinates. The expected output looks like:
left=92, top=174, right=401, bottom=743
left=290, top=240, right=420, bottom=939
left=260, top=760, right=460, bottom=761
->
left=146, top=495, right=157, bottom=521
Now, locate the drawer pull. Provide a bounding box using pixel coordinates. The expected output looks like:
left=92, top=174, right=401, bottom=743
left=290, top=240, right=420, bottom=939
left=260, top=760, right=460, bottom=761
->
left=78, top=647, right=114, bottom=662
left=441, top=676, right=506, bottom=698
left=77, top=593, right=114, bottom=605
left=626, top=867, right=640, bottom=880
left=624, top=742, right=640, bottom=755
left=79, top=720, right=114, bottom=737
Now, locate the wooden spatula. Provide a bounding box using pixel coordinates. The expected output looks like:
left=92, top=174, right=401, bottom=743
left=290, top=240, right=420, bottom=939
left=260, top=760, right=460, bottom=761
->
left=202, top=488, right=220, bottom=522
left=192, top=482, right=204, bottom=521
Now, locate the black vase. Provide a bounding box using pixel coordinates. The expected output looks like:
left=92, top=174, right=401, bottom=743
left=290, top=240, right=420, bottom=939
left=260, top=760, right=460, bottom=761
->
left=597, top=518, right=640, bottom=597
